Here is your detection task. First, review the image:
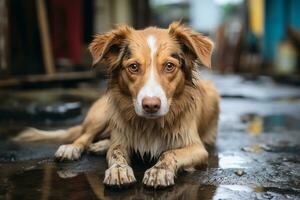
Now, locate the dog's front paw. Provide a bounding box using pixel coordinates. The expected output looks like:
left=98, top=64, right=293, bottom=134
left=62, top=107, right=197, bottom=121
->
left=54, top=144, right=83, bottom=161
left=143, top=166, right=175, bottom=188
left=103, top=164, right=136, bottom=187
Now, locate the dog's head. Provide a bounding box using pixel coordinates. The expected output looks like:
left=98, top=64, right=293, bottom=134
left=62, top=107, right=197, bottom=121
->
left=89, top=22, right=213, bottom=119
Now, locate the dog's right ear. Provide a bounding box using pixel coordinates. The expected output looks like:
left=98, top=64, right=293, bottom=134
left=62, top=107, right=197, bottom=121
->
left=88, top=25, right=132, bottom=71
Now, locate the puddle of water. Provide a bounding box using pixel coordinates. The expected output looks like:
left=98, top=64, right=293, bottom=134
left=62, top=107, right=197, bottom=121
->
left=247, top=116, right=263, bottom=135
left=218, top=185, right=253, bottom=193
left=218, top=154, right=252, bottom=169
left=263, top=114, right=300, bottom=132
left=241, top=113, right=300, bottom=134
left=241, top=142, right=300, bottom=155
left=1, top=164, right=214, bottom=200
left=213, top=185, right=300, bottom=200
left=1, top=159, right=300, bottom=200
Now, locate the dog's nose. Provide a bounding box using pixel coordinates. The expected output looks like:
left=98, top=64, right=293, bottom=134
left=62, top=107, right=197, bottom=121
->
left=142, top=96, right=161, bottom=113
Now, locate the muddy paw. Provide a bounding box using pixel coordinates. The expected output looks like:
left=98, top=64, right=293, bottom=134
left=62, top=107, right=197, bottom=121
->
left=143, top=166, right=175, bottom=188
left=103, top=164, right=136, bottom=188
left=54, top=144, right=83, bottom=161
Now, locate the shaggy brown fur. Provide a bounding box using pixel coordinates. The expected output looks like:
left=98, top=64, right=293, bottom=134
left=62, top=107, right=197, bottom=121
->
left=14, top=22, right=220, bottom=189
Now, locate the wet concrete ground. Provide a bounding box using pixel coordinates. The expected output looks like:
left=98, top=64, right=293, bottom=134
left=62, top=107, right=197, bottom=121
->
left=0, top=73, right=300, bottom=200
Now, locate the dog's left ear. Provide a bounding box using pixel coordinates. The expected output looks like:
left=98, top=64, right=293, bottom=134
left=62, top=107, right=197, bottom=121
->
left=88, top=25, right=133, bottom=71
left=168, top=21, right=214, bottom=68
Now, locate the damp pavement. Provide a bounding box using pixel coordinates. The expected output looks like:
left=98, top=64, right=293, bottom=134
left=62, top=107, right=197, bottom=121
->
left=0, top=73, right=300, bottom=200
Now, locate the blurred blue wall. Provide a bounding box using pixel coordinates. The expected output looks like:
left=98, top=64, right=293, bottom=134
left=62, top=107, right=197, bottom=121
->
left=263, top=0, right=300, bottom=61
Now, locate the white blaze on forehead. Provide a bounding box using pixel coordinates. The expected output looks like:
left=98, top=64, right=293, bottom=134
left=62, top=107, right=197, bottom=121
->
left=147, top=35, right=157, bottom=59
left=134, top=35, right=169, bottom=117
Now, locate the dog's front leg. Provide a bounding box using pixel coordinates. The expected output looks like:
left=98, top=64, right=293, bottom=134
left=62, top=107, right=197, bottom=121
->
left=55, top=96, right=110, bottom=161
left=54, top=126, right=103, bottom=161
left=103, top=144, right=136, bottom=187
left=143, top=142, right=208, bottom=188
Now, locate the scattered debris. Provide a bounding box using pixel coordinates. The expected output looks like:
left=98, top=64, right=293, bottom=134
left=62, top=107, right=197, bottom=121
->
left=235, top=169, right=245, bottom=176
left=241, top=144, right=270, bottom=153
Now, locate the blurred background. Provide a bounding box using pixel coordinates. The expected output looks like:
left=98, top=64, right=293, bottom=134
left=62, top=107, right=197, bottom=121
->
left=0, top=0, right=300, bottom=86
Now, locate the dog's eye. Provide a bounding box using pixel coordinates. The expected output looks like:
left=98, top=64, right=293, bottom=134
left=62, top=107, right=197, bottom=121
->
left=164, top=62, right=176, bottom=73
left=128, top=63, right=140, bottom=73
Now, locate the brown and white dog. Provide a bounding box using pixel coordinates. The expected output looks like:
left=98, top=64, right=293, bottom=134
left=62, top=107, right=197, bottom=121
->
left=15, top=22, right=220, bottom=188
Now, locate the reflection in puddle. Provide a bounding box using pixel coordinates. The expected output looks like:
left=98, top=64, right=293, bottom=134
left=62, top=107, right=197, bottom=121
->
left=218, top=154, right=251, bottom=169
left=1, top=165, right=217, bottom=200
left=213, top=185, right=300, bottom=200
left=214, top=185, right=257, bottom=200
left=263, top=114, right=300, bottom=132
left=1, top=164, right=299, bottom=200
left=214, top=184, right=254, bottom=200
left=241, top=113, right=300, bottom=134
left=247, top=116, right=263, bottom=135
left=57, top=170, right=79, bottom=179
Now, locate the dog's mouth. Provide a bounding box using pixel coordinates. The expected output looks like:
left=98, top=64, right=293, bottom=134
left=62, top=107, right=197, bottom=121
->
left=139, top=112, right=164, bottom=119
left=134, top=106, right=169, bottom=119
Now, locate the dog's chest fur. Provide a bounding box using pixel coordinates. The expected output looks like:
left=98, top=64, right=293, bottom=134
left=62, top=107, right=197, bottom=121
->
left=109, top=113, right=198, bottom=158
left=107, top=85, right=203, bottom=158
